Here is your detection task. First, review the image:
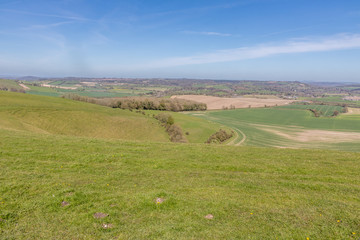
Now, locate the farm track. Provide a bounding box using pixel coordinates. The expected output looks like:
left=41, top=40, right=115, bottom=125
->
left=234, top=128, right=246, bottom=146
left=227, top=127, right=247, bottom=146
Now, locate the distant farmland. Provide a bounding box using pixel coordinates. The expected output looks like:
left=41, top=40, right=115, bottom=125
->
left=187, top=107, right=360, bottom=152
left=171, top=95, right=294, bottom=110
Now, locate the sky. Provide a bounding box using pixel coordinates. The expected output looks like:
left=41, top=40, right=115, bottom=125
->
left=0, top=0, right=360, bottom=82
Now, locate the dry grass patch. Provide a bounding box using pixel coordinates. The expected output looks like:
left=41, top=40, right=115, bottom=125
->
left=343, top=108, right=360, bottom=115
left=255, top=124, right=360, bottom=143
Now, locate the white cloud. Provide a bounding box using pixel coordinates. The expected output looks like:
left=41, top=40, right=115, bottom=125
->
left=182, top=30, right=232, bottom=37
left=147, top=33, right=360, bottom=68
left=24, top=21, right=73, bottom=30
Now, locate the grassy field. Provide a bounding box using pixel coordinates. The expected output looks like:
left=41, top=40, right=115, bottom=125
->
left=0, top=91, right=224, bottom=144
left=1, top=128, right=360, bottom=239
left=1, top=91, right=360, bottom=239
left=279, top=104, right=344, bottom=117
left=0, top=91, right=169, bottom=142
left=188, top=107, right=360, bottom=151
left=304, top=95, right=360, bottom=108
left=0, top=79, right=23, bottom=91
left=149, top=110, right=230, bottom=143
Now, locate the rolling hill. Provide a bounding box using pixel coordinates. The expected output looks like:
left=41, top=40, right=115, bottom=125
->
left=0, top=91, right=359, bottom=239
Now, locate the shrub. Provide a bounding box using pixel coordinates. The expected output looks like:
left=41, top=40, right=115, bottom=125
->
left=206, top=129, right=233, bottom=144
left=154, top=113, right=187, bottom=143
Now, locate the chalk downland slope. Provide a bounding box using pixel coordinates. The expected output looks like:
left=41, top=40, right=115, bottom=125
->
left=171, top=95, right=294, bottom=110
left=0, top=91, right=170, bottom=142
left=1, top=127, right=360, bottom=239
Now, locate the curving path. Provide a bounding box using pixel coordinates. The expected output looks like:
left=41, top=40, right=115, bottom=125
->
left=227, top=127, right=246, bottom=146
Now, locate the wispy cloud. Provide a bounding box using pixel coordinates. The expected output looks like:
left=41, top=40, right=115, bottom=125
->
left=182, top=30, right=232, bottom=37
left=0, top=8, right=90, bottom=21
left=23, top=21, right=73, bottom=30
left=146, top=33, right=360, bottom=68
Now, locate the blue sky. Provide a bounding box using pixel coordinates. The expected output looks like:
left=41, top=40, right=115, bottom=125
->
left=0, top=0, right=360, bottom=81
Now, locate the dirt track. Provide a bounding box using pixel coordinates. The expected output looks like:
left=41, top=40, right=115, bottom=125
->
left=171, top=95, right=294, bottom=110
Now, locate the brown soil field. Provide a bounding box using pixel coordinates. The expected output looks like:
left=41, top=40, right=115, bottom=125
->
left=343, top=108, right=360, bottom=115
left=256, top=124, right=360, bottom=143
left=171, top=95, right=294, bottom=110
left=19, top=83, right=30, bottom=90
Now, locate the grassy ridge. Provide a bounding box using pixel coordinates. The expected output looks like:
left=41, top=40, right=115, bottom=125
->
left=0, top=129, right=359, bottom=239
left=0, top=91, right=224, bottom=144
left=0, top=79, right=23, bottom=91
left=0, top=91, right=169, bottom=142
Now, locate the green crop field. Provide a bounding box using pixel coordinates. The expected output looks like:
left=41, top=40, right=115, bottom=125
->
left=188, top=107, right=360, bottom=152
left=279, top=104, right=344, bottom=117
left=1, top=91, right=360, bottom=239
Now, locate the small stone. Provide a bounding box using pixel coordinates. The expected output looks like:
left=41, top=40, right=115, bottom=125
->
left=61, top=201, right=70, bottom=207
left=205, top=214, right=214, bottom=219
left=155, top=198, right=164, bottom=204
left=93, top=212, right=109, bottom=219
left=102, top=223, right=113, bottom=229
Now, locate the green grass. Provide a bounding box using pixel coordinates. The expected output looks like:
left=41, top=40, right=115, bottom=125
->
left=305, top=95, right=360, bottom=108
left=0, top=91, right=169, bottom=142
left=149, top=111, right=231, bottom=143
left=1, top=91, right=360, bottom=239
left=279, top=104, right=344, bottom=117
left=188, top=107, right=360, bottom=151
left=0, top=79, right=23, bottom=91
left=24, top=84, right=62, bottom=97
left=1, top=128, right=360, bottom=239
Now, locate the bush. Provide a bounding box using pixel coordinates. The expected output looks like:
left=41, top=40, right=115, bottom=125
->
left=206, top=129, right=233, bottom=144
left=154, top=113, right=187, bottom=143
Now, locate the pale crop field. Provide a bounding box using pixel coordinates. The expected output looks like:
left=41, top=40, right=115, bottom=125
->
left=171, top=95, right=294, bottom=110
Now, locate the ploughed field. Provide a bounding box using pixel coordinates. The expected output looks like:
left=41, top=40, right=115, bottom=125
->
left=187, top=106, right=360, bottom=152
left=1, top=91, right=360, bottom=239
left=171, top=95, right=294, bottom=110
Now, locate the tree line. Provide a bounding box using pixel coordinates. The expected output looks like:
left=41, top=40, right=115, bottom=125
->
left=62, top=94, right=207, bottom=112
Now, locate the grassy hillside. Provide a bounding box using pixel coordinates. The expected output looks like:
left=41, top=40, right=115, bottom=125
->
left=188, top=107, right=360, bottom=151
left=0, top=79, right=23, bottom=91
left=1, top=128, right=359, bottom=239
left=0, top=91, right=169, bottom=142
left=149, top=110, right=230, bottom=143
left=0, top=91, right=225, bottom=144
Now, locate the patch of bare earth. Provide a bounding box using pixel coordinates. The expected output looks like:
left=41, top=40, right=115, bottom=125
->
left=61, top=201, right=70, bottom=207
left=18, top=83, right=30, bottom=90
left=93, top=212, right=109, bottom=219
left=205, top=214, right=214, bottom=219
left=255, top=124, right=360, bottom=143
left=343, top=108, right=360, bottom=115
left=171, top=95, right=294, bottom=110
